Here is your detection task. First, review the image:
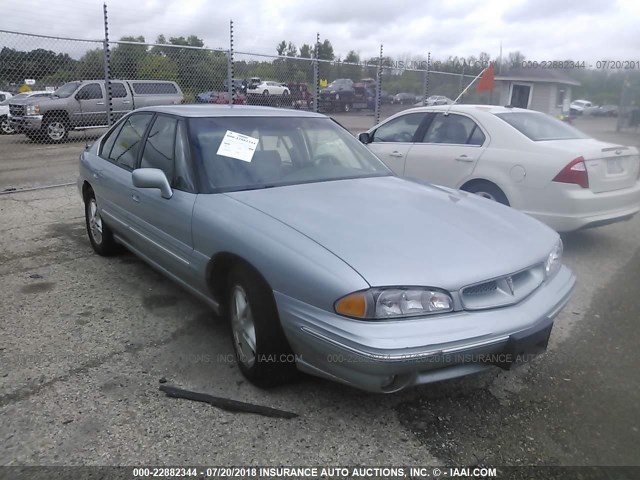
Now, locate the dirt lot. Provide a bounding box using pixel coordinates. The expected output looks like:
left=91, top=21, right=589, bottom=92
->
left=0, top=111, right=639, bottom=469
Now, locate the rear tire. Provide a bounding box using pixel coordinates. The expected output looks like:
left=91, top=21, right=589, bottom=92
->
left=84, top=189, right=117, bottom=256
left=227, top=264, right=297, bottom=388
left=0, top=116, right=14, bottom=134
left=463, top=181, right=510, bottom=206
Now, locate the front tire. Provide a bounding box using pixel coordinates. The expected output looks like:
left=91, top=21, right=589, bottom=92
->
left=44, top=118, right=68, bottom=143
left=0, top=116, right=14, bottom=134
left=463, top=181, right=510, bottom=206
left=227, top=264, right=297, bottom=388
left=84, top=190, right=117, bottom=256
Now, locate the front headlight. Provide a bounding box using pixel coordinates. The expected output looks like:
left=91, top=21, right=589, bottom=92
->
left=335, top=287, right=453, bottom=319
left=545, top=238, right=563, bottom=279
left=26, top=105, right=40, bottom=115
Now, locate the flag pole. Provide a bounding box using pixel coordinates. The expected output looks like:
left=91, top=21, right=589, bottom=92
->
left=445, top=66, right=488, bottom=115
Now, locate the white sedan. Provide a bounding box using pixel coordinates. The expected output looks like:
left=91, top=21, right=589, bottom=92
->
left=359, top=105, right=640, bottom=232
left=247, top=81, right=290, bottom=96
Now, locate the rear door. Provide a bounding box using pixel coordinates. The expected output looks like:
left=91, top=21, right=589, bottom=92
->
left=109, top=82, right=133, bottom=120
left=366, top=112, right=431, bottom=175
left=403, top=112, right=488, bottom=187
left=94, top=112, right=155, bottom=236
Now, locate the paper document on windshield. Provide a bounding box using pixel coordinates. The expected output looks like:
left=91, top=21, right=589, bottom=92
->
left=216, top=130, right=259, bottom=162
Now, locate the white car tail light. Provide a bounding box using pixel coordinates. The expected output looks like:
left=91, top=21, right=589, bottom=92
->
left=553, top=156, right=589, bottom=189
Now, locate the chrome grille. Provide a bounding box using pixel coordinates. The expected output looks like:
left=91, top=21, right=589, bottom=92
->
left=9, top=104, right=24, bottom=116
left=463, top=280, right=497, bottom=296
left=460, top=265, right=544, bottom=310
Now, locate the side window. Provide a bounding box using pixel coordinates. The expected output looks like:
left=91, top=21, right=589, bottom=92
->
left=140, top=115, right=177, bottom=185
left=469, top=125, right=486, bottom=146
left=421, top=113, right=482, bottom=145
left=372, top=113, right=425, bottom=143
left=111, top=83, right=128, bottom=98
left=99, top=123, right=123, bottom=160
left=77, top=83, right=103, bottom=100
left=174, top=120, right=196, bottom=192
left=108, top=113, right=153, bottom=170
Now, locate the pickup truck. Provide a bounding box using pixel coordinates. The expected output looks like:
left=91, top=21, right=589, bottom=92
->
left=9, top=79, right=183, bottom=143
left=318, top=78, right=374, bottom=113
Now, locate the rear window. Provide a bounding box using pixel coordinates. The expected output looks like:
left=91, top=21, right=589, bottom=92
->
left=495, top=111, right=589, bottom=141
left=131, top=82, right=178, bottom=95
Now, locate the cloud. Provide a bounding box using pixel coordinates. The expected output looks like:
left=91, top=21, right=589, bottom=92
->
left=503, top=0, right=611, bottom=22
left=0, top=0, right=637, bottom=63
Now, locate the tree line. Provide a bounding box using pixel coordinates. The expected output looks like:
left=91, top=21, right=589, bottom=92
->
left=1, top=35, right=638, bottom=105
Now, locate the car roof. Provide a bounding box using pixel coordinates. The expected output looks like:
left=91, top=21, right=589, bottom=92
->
left=134, top=104, right=327, bottom=118
left=404, top=104, right=534, bottom=115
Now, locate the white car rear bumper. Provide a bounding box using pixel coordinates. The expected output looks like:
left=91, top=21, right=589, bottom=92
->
left=525, top=181, right=640, bottom=231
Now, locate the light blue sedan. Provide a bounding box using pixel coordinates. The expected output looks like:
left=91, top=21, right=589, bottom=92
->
left=78, top=105, right=575, bottom=393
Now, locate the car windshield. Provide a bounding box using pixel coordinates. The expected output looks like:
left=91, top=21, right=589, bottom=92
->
left=495, top=111, right=589, bottom=141
left=52, top=81, right=81, bottom=98
left=189, top=116, right=392, bottom=193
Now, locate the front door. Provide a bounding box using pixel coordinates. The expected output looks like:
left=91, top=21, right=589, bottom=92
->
left=75, top=83, right=108, bottom=126
left=366, top=112, right=430, bottom=175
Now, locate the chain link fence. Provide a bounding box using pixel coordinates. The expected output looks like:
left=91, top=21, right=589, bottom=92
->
left=3, top=24, right=640, bottom=145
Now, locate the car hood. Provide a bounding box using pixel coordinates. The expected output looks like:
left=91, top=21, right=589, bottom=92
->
left=226, top=176, right=558, bottom=289
left=9, top=97, right=53, bottom=106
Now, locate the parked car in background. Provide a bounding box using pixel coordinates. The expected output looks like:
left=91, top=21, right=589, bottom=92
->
left=426, top=95, right=454, bottom=106
left=247, top=80, right=290, bottom=96
left=1, top=90, right=51, bottom=135
left=359, top=105, right=640, bottom=232
left=318, top=79, right=374, bottom=112
left=223, top=79, right=246, bottom=94
left=391, top=92, right=416, bottom=105
left=285, top=82, right=313, bottom=109
left=0, top=91, right=13, bottom=102
left=78, top=104, right=574, bottom=392
left=569, top=99, right=595, bottom=115
left=8, top=80, right=183, bottom=143
left=592, top=104, right=619, bottom=117
left=195, top=91, right=246, bottom=105
left=380, top=90, right=393, bottom=104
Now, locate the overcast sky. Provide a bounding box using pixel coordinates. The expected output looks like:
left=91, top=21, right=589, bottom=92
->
left=2, top=0, right=638, bottom=64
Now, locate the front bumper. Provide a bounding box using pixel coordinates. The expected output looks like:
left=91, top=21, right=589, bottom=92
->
left=276, top=265, right=575, bottom=393
left=9, top=115, right=43, bottom=132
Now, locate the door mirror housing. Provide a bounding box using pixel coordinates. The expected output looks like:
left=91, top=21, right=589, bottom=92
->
left=132, top=168, right=173, bottom=199
left=75, top=89, right=89, bottom=100
left=358, top=132, right=372, bottom=144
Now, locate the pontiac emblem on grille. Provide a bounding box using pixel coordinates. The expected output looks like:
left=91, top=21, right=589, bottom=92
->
left=506, top=276, right=515, bottom=295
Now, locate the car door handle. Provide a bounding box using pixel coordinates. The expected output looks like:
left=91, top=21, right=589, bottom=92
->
left=131, top=193, right=140, bottom=203
left=455, top=155, right=474, bottom=162
left=96, top=102, right=105, bottom=105
left=122, top=100, right=131, bottom=104
left=389, top=151, right=404, bottom=158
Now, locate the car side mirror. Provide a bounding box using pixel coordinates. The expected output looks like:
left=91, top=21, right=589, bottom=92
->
left=75, top=90, right=88, bottom=100
left=358, top=132, right=372, bottom=144
left=132, top=168, right=173, bottom=199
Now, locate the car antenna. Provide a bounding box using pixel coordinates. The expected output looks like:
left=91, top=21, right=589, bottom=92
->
left=445, top=65, right=489, bottom=116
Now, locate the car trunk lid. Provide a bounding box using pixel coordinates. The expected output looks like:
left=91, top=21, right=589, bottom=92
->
left=544, top=139, right=640, bottom=193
